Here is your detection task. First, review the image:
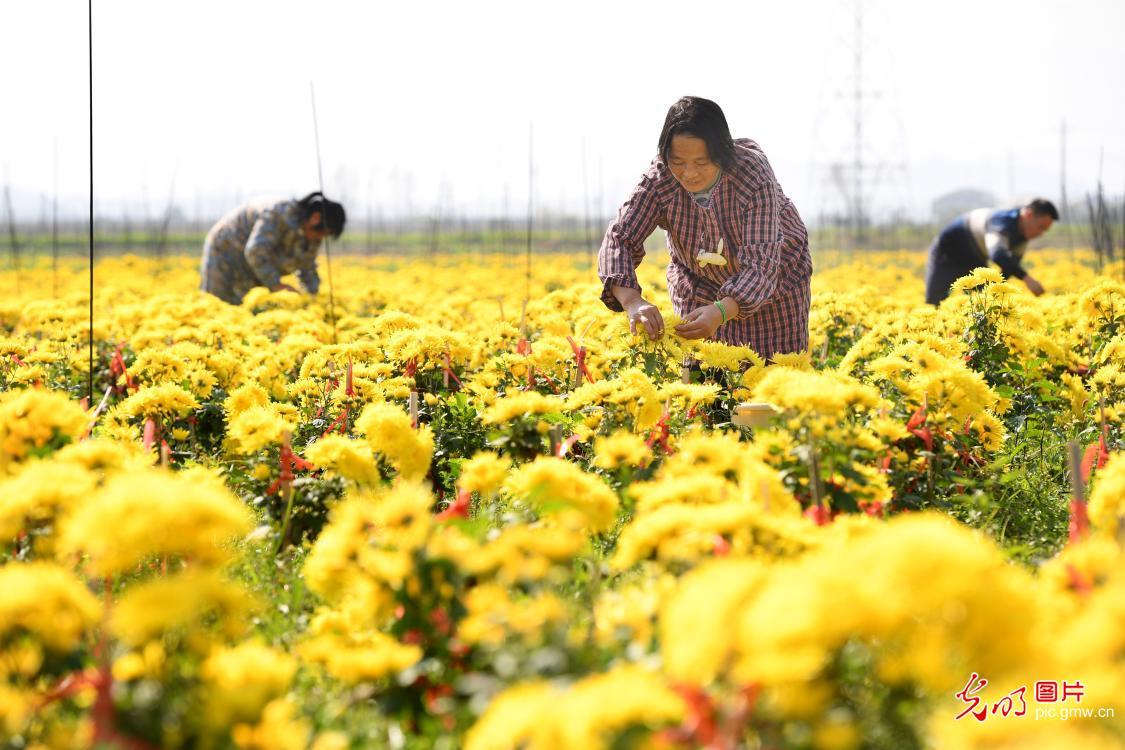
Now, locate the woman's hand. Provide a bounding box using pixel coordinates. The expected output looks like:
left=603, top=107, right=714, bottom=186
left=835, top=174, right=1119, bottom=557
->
left=675, top=298, right=739, bottom=340
left=625, top=299, right=666, bottom=339
left=674, top=305, right=722, bottom=340
left=612, top=285, right=665, bottom=340
left=624, top=298, right=665, bottom=340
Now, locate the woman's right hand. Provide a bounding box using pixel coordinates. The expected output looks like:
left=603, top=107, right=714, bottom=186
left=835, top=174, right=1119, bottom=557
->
left=624, top=298, right=665, bottom=340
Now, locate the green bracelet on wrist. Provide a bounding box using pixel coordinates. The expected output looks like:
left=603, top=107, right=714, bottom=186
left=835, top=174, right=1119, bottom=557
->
left=714, top=300, right=727, bottom=325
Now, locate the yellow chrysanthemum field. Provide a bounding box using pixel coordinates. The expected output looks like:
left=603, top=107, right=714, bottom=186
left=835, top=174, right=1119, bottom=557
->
left=0, top=249, right=1123, bottom=749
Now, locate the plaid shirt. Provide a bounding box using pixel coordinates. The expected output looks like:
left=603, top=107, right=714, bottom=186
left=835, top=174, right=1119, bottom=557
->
left=598, top=138, right=812, bottom=358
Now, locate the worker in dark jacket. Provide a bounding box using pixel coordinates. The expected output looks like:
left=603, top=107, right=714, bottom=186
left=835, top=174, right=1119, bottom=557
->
left=925, top=198, right=1057, bottom=305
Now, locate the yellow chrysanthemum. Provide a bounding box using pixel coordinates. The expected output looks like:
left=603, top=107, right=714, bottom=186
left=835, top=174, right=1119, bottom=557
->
left=949, top=266, right=1004, bottom=294
left=109, top=568, right=257, bottom=647
left=481, top=391, right=562, bottom=425
left=303, top=482, right=434, bottom=601
left=502, top=456, right=619, bottom=531
left=202, top=641, right=297, bottom=729
left=0, top=459, right=98, bottom=546
left=464, top=666, right=683, bottom=750
left=226, top=404, right=295, bottom=456
left=592, top=429, right=652, bottom=470
left=354, top=402, right=433, bottom=480
left=298, top=608, right=422, bottom=683
left=458, top=451, right=510, bottom=495
left=58, top=468, right=253, bottom=575
left=304, top=434, right=381, bottom=485
left=1088, top=453, right=1125, bottom=537
left=230, top=698, right=310, bottom=750
left=0, top=389, right=88, bottom=471
left=0, top=562, right=101, bottom=652
left=108, top=382, right=199, bottom=422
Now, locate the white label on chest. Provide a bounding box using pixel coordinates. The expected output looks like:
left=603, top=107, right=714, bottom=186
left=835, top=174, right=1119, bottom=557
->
left=697, top=237, right=727, bottom=267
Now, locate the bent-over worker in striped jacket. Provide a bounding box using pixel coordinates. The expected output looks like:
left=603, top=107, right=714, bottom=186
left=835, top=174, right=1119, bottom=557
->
left=597, top=96, right=812, bottom=360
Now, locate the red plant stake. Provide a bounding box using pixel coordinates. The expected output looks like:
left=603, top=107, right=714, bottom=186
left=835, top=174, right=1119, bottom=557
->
left=109, top=341, right=136, bottom=394
left=1066, top=563, right=1093, bottom=597
left=38, top=583, right=158, bottom=750
left=645, top=408, right=673, bottom=454
left=858, top=500, right=886, bottom=518
left=1080, top=430, right=1110, bottom=484
left=556, top=433, right=582, bottom=459
left=435, top=488, right=472, bottom=521
left=142, top=418, right=158, bottom=452
left=906, top=399, right=933, bottom=452
left=566, top=335, right=594, bottom=385
left=804, top=504, right=834, bottom=526
left=267, top=438, right=314, bottom=497
left=272, top=434, right=315, bottom=552
left=712, top=535, right=731, bottom=556
left=321, top=359, right=356, bottom=438
left=442, top=350, right=463, bottom=389
left=673, top=684, right=719, bottom=747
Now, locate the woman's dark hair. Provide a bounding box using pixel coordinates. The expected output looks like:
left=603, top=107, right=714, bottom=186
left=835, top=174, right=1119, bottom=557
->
left=297, top=191, right=346, bottom=237
left=658, top=96, right=737, bottom=170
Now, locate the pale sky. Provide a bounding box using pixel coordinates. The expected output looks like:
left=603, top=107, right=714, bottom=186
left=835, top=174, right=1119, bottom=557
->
left=1, top=0, right=1123, bottom=225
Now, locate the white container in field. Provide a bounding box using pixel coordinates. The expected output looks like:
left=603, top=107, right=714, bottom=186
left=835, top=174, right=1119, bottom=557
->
left=732, top=402, right=779, bottom=428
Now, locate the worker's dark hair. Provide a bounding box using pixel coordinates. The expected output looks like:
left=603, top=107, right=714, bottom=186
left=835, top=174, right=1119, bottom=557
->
left=1026, top=198, right=1059, bottom=221
left=298, top=191, right=346, bottom=237
left=658, top=96, right=737, bottom=170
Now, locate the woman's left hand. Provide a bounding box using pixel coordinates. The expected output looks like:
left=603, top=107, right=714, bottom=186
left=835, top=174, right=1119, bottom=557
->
left=674, top=304, right=725, bottom=340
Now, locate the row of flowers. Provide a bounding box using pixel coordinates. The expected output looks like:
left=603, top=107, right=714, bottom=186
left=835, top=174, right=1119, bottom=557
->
left=0, top=251, right=1122, bottom=749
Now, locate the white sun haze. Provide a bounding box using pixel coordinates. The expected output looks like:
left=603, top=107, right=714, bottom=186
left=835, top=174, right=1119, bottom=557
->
left=1, top=0, right=1123, bottom=222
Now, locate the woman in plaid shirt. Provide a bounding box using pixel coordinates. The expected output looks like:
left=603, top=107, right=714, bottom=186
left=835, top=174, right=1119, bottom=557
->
left=598, top=96, right=812, bottom=359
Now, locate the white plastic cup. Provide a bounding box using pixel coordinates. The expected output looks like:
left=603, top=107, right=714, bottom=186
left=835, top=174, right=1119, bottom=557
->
left=732, top=402, right=779, bottom=428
